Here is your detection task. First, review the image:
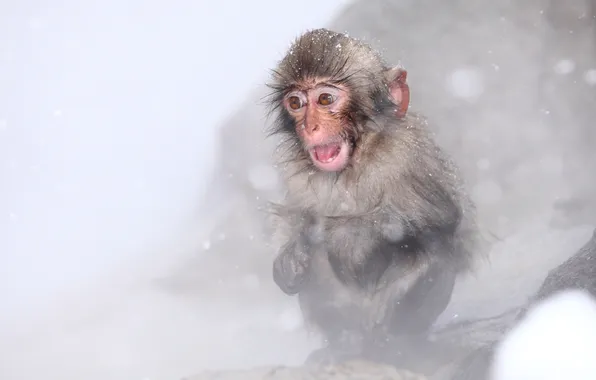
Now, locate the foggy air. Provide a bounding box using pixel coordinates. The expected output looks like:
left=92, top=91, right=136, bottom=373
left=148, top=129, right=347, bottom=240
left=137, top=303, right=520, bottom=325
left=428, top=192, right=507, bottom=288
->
left=1, top=1, right=596, bottom=380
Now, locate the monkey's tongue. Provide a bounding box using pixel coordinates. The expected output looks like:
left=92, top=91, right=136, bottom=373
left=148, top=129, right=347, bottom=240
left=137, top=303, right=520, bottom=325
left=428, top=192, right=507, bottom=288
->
left=314, top=143, right=341, bottom=163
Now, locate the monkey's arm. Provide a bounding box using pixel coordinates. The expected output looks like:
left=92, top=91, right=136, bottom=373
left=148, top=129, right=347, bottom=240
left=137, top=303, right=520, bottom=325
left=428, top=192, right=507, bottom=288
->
left=273, top=236, right=312, bottom=295
left=271, top=209, right=323, bottom=295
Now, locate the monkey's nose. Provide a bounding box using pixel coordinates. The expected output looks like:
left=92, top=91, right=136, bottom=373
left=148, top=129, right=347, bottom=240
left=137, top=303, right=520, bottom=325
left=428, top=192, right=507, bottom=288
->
left=305, top=123, right=319, bottom=134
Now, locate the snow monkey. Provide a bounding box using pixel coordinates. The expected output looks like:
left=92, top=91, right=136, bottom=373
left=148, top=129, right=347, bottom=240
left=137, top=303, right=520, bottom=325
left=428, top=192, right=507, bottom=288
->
left=265, top=28, right=479, bottom=364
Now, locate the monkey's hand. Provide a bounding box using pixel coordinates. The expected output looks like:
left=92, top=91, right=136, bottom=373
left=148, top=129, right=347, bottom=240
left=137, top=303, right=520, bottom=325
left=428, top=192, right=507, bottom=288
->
left=273, top=240, right=310, bottom=295
left=272, top=221, right=323, bottom=295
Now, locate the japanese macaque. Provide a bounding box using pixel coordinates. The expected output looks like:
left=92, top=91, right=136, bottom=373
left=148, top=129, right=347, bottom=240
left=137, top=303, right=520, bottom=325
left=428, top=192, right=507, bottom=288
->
left=265, top=28, right=479, bottom=365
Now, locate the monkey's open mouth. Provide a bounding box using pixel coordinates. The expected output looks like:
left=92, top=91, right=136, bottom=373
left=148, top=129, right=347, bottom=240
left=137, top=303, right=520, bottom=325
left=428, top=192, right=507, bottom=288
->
left=309, top=141, right=351, bottom=172
left=314, top=143, right=341, bottom=163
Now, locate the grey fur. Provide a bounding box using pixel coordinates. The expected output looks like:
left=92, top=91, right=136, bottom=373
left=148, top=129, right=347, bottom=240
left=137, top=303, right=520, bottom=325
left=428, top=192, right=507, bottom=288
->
left=265, top=29, right=480, bottom=364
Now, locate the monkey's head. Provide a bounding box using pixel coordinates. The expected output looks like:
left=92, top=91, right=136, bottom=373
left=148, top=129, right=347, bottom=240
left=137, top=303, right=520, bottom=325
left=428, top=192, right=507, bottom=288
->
left=267, top=28, right=410, bottom=173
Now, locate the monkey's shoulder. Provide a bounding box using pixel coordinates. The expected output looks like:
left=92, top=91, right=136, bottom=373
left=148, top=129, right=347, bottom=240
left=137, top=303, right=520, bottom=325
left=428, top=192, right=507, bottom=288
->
left=361, top=122, right=457, bottom=178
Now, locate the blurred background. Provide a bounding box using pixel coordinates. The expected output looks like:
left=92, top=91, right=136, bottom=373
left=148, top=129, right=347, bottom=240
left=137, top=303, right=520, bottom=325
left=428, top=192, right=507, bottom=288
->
left=0, top=1, right=595, bottom=379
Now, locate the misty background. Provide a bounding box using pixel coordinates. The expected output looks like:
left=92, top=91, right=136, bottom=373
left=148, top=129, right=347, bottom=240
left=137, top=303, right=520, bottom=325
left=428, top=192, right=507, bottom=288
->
left=1, top=1, right=595, bottom=379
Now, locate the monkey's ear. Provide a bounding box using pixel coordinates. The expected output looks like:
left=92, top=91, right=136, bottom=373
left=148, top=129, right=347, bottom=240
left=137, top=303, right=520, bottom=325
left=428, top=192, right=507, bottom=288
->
left=385, top=67, right=410, bottom=118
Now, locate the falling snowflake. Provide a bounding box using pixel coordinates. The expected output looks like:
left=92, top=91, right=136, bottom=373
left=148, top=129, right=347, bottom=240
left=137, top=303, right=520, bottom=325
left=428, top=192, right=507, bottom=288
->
left=28, top=18, right=44, bottom=30
left=476, top=159, right=491, bottom=171
left=202, top=240, right=211, bottom=250
left=584, top=69, right=596, bottom=86
left=277, top=307, right=303, bottom=331
left=446, top=68, right=485, bottom=100
left=553, top=59, right=575, bottom=75
left=248, top=164, right=278, bottom=191
left=472, top=180, right=503, bottom=205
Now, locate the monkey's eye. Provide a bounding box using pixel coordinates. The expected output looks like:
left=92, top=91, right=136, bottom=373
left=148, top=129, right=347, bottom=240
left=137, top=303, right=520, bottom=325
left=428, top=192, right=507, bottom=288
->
left=288, top=96, right=303, bottom=110
left=318, top=93, right=335, bottom=106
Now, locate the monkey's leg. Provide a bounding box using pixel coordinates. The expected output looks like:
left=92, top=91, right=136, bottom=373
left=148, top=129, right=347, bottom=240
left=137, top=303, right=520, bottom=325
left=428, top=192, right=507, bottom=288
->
left=364, top=261, right=457, bottom=366
left=392, top=261, right=457, bottom=334
left=365, top=259, right=448, bottom=333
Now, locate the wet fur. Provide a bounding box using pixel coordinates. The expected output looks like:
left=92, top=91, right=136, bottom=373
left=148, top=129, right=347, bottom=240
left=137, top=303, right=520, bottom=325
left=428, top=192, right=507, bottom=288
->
left=265, top=29, right=479, bottom=361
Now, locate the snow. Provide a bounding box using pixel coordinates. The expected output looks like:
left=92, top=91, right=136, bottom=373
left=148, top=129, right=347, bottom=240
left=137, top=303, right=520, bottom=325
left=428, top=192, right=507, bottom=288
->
left=248, top=164, right=279, bottom=191
left=492, top=290, right=596, bottom=380
left=540, top=155, right=564, bottom=176
left=241, top=274, right=261, bottom=291
left=27, top=17, right=45, bottom=30
left=476, top=158, right=491, bottom=170
left=446, top=68, right=485, bottom=100
left=472, top=180, right=503, bottom=205
left=277, top=306, right=305, bottom=332
left=585, top=69, right=596, bottom=85
left=1, top=1, right=596, bottom=380
left=553, top=59, right=576, bottom=75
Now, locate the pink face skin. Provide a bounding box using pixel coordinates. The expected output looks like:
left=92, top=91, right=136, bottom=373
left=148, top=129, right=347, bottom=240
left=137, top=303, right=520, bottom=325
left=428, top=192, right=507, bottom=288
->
left=284, top=84, right=353, bottom=172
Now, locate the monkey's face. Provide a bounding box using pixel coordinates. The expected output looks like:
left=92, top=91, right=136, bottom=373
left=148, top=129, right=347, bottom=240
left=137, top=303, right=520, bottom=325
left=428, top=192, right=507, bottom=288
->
left=283, top=82, right=353, bottom=172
